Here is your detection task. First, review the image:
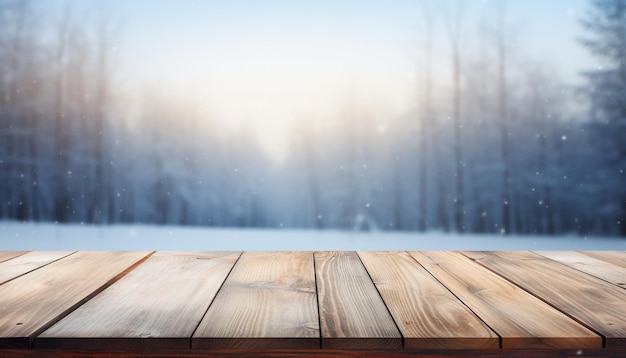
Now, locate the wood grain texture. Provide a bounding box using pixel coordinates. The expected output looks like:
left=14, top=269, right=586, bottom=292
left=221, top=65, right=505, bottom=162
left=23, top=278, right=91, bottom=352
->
left=411, top=251, right=601, bottom=349
left=314, top=251, right=401, bottom=349
left=536, top=251, right=626, bottom=289
left=36, top=252, right=240, bottom=350
left=462, top=251, right=626, bottom=348
left=0, top=250, right=624, bottom=355
left=0, top=252, right=29, bottom=263
left=357, top=251, right=498, bottom=350
left=193, top=251, right=319, bottom=350
left=0, top=251, right=75, bottom=285
left=0, top=251, right=151, bottom=348
left=580, top=251, right=626, bottom=269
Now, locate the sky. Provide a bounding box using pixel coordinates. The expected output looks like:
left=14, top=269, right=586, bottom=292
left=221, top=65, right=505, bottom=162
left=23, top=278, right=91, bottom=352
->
left=44, top=0, right=595, bottom=161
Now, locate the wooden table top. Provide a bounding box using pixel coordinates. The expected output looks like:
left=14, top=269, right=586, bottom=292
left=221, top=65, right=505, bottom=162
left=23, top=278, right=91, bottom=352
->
left=0, top=250, right=625, bottom=356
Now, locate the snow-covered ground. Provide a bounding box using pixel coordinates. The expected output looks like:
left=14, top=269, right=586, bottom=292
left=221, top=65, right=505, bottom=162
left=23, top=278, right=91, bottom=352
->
left=1, top=221, right=624, bottom=251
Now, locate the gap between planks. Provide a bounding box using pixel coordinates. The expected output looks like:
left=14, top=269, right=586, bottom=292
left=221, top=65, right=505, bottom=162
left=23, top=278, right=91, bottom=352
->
left=410, top=251, right=600, bottom=349
left=462, top=251, right=626, bottom=349
left=37, top=252, right=240, bottom=351
left=1, top=251, right=624, bottom=352
left=0, top=251, right=154, bottom=348
left=0, top=251, right=76, bottom=286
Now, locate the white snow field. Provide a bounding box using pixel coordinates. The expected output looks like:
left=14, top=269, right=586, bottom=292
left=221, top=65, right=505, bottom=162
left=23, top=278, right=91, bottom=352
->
left=1, top=221, right=624, bottom=251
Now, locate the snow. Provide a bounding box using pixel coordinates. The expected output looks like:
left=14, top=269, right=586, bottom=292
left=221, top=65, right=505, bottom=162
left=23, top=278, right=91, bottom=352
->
left=1, top=221, right=624, bottom=251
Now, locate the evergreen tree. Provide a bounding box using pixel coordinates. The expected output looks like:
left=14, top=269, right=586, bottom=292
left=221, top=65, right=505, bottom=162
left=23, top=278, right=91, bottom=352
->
left=581, top=0, right=626, bottom=236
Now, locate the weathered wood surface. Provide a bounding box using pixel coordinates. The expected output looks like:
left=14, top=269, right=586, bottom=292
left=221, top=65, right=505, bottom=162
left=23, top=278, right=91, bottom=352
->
left=0, top=251, right=28, bottom=263
left=536, top=250, right=626, bottom=289
left=0, top=251, right=151, bottom=348
left=463, top=251, right=626, bottom=348
left=37, top=252, right=240, bottom=350
left=411, top=251, right=600, bottom=349
left=314, top=251, right=401, bottom=349
left=0, top=251, right=74, bottom=285
left=581, top=251, right=626, bottom=269
left=358, top=251, right=498, bottom=349
left=0, top=250, right=624, bottom=354
left=192, top=251, right=319, bottom=350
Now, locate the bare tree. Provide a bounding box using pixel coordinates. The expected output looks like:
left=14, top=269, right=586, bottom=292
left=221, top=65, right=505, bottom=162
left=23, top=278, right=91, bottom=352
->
left=496, top=0, right=511, bottom=234
left=303, top=125, right=324, bottom=229
left=53, top=6, right=71, bottom=222
left=417, top=0, right=437, bottom=231
left=445, top=0, right=466, bottom=232
left=1, top=0, right=29, bottom=220
left=91, top=13, right=116, bottom=224
left=66, top=16, right=92, bottom=223
left=524, top=64, right=562, bottom=234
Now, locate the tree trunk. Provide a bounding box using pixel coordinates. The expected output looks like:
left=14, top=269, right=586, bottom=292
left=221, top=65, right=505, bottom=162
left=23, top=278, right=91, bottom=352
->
left=497, top=0, right=511, bottom=234
left=53, top=11, right=69, bottom=222
left=452, top=44, right=464, bottom=233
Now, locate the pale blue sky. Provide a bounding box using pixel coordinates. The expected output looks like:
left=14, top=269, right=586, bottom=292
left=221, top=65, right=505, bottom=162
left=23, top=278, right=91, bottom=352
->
left=42, top=0, right=595, bottom=159
left=43, top=0, right=594, bottom=85
left=56, top=1, right=593, bottom=77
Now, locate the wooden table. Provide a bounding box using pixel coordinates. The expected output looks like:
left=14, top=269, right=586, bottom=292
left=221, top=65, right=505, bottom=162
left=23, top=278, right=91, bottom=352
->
left=0, top=250, right=625, bottom=357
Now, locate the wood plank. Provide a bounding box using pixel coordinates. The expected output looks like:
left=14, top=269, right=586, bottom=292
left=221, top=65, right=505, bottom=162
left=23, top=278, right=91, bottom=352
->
left=580, top=251, right=626, bottom=269
left=357, top=251, right=498, bottom=349
left=314, top=251, right=401, bottom=349
left=410, top=251, right=601, bottom=349
left=36, top=252, right=241, bottom=350
left=0, top=251, right=151, bottom=348
left=193, top=251, right=319, bottom=350
left=536, top=251, right=626, bottom=289
left=462, top=251, right=626, bottom=349
left=0, top=252, right=29, bottom=263
left=0, top=251, right=75, bottom=286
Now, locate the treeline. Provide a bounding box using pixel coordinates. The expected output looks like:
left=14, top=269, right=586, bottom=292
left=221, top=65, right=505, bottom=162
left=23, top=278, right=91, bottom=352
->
left=0, top=0, right=624, bottom=236
left=1, top=1, right=118, bottom=224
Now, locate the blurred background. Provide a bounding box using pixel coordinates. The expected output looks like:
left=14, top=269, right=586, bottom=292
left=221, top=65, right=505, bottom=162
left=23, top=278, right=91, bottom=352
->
left=0, top=0, right=624, bottom=237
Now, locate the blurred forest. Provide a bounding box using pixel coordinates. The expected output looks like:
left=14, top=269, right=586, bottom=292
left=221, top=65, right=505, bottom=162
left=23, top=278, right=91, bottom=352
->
left=1, top=0, right=625, bottom=236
